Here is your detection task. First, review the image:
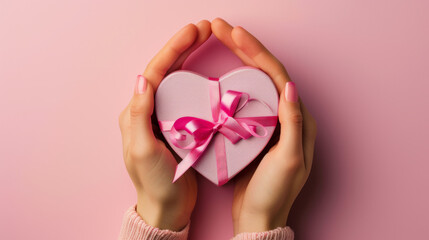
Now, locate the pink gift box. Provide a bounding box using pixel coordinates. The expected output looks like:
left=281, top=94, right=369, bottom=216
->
left=155, top=66, right=279, bottom=186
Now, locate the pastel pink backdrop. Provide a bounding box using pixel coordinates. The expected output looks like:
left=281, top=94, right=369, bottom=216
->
left=1, top=0, right=428, bottom=239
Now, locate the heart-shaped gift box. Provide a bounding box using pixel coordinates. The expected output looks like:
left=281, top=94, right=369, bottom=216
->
left=155, top=66, right=279, bottom=186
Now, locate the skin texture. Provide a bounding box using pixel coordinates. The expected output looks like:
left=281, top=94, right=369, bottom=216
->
left=118, top=18, right=317, bottom=235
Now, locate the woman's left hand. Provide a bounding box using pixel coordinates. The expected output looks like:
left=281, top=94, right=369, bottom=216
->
left=118, top=20, right=212, bottom=231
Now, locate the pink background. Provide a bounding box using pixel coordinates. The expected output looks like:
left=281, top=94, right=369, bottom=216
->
left=1, top=0, right=428, bottom=239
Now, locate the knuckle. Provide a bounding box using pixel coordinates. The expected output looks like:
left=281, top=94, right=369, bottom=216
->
left=129, top=102, right=144, bottom=118
left=127, top=142, right=157, bottom=161
left=289, top=113, right=303, bottom=124
left=129, top=110, right=142, bottom=119
left=145, top=64, right=164, bottom=81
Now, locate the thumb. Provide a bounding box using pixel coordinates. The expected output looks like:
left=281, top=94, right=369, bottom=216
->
left=277, top=82, right=303, bottom=155
left=129, top=75, right=157, bottom=148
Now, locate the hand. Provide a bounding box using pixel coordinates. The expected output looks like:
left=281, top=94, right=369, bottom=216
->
left=211, top=18, right=317, bottom=235
left=118, top=20, right=212, bottom=231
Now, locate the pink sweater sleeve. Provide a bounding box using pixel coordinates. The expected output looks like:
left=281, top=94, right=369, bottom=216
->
left=119, top=205, right=189, bottom=240
left=119, top=205, right=294, bottom=240
left=231, top=227, right=294, bottom=240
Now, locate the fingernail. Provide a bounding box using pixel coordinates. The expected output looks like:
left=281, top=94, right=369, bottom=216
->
left=135, top=75, right=147, bottom=94
left=285, top=82, right=298, bottom=102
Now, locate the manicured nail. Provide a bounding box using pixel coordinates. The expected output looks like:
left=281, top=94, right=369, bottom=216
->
left=285, top=82, right=298, bottom=102
left=135, top=75, right=147, bottom=94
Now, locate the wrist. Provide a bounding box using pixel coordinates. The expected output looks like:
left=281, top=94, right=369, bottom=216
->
left=136, top=195, right=190, bottom=231
left=235, top=209, right=288, bottom=234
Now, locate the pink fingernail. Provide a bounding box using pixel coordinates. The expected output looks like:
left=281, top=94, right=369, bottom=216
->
left=135, top=75, right=147, bottom=94
left=285, top=82, right=298, bottom=102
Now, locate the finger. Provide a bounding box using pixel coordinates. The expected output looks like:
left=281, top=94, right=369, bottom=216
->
left=129, top=75, right=157, bottom=151
left=168, top=20, right=212, bottom=72
left=211, top=17, right=256, bottom=67
left=300, top=99, right=317, bottom=171
left=143, top=23, right=198, bottom=91
left=231, top=25, right=291, bottom=93
left=277, top=82, right=304, bottom=162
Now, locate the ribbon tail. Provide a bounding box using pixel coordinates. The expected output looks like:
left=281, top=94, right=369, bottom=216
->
left=214, top=135, right=228, bottom=186
left=172, top=133, right=214, bottom=183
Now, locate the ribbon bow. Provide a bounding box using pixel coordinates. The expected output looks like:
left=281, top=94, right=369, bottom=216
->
left=158, top=78, right=278, bottom=185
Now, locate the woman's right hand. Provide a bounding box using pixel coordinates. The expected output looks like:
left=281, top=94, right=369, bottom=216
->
left=211, top=18, right=317, bottom=235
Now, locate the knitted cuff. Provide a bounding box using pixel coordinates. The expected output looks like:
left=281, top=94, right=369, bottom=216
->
left=119, top=205, right=190, bottom=240
left=231, top=226, right=294, bottom=240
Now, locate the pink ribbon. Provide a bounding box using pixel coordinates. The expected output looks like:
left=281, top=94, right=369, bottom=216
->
left=158, top=78, right=278, bottom=185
